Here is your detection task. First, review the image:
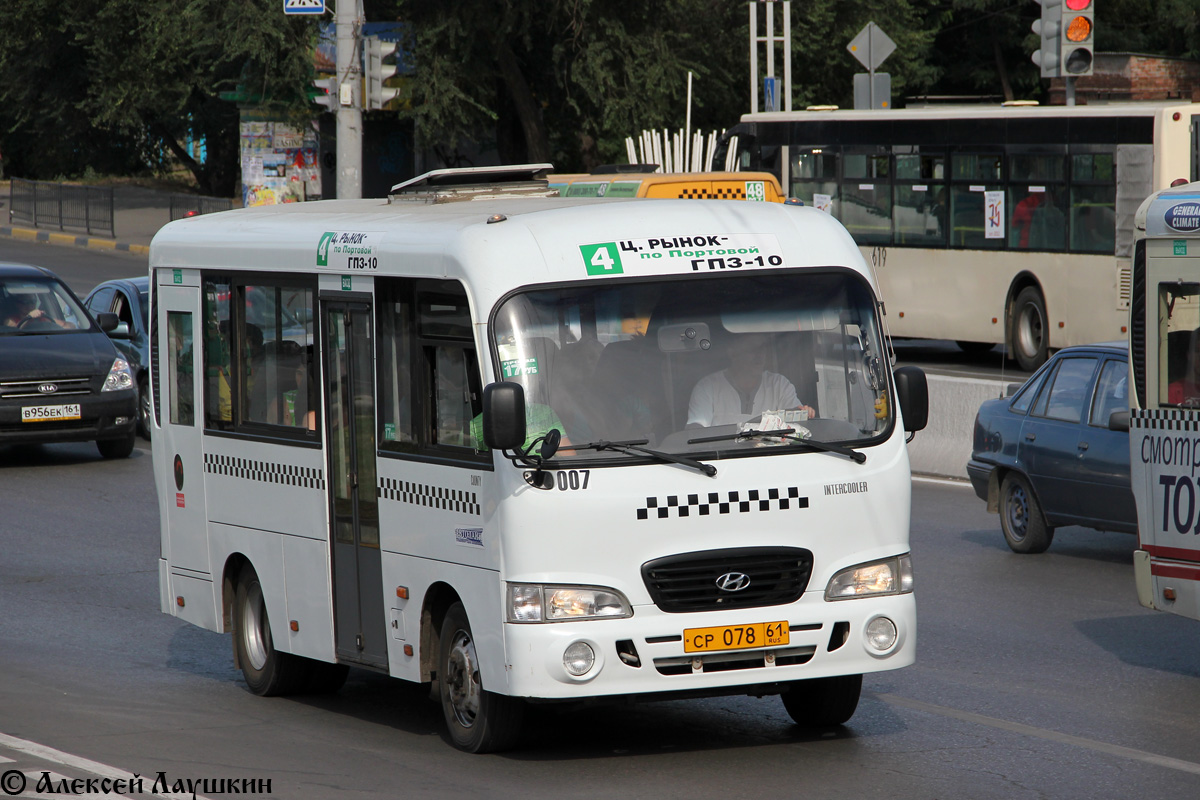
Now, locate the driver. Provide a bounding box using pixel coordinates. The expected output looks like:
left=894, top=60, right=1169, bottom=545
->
left=687, top=333, right=815, bottom=428
left=2, top=293, right=73, bottom=329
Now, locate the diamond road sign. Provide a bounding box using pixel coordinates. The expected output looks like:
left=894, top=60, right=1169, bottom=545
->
left=847, top=22, right=896, bottom=72
left=284, top=0, right=325, bottom=14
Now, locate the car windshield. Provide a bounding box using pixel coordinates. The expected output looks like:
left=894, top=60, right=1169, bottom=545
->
left=490, top=270, right=891, bottom=461
left=0, top=277, right=92, bottom=335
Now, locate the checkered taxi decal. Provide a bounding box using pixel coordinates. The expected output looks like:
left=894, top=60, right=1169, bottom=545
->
left=378, top=478, right=481, bottom=516
left=1132, top=408, right=1200, bottom=431
left=637, top=488, right=809, bottom=520
left=676, top=187, right=746, bottom=200
left=204, top=454, right=325, bottom=489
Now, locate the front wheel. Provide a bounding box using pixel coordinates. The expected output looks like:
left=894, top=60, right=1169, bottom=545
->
left=781, top=674, right=862, bottom=727
left=1009, top=286, right=1048, bottom=371
left=999, top=472, right=1055, bottom=553
left=438, top=602, right=525, bottom=753
left=233, top=568, right=311, bottom=696
left=97, top=433, right=135, bottom=459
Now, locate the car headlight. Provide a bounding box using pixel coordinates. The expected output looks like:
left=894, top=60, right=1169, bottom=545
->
left=825, top=554, right=914, bottom=601
left=102, top=357, right=134, bottom=392
left=506, top=583, right=633, bottom=622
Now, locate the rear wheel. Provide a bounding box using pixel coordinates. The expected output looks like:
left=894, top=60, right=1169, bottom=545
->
left=1000, top=472, right=1055, bottom=553
left=233, top=568, right=311, bottom=696
left=97, top=434, right=135, bottom=459
left=1009, top=286, right=1048, bottom=371
left=438, top=602, right=525, bottom=753
left=781, top=674, right=862, bottom=727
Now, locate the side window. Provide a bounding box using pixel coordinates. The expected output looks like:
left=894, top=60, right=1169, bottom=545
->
left=113, top=290, right=135, bottom=328
left=1010, top=368, right=1049, bottom=414
left=1159, top=283, right=1200, bottom=408
left=87, top=287, right=115, bottom=316
left=378, top=279, right=416, bottom=451
left=203, top=277, right=233, bottom=430
left=1089, top=358, right=1128, bottom=427
left=420, top=291, right=481, bottom=453
left=1036, top=357, right=1098, bottom=423
left=167, top=312, right=195, bottom=426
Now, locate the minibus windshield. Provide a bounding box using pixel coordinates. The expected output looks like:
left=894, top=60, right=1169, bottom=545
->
left=490, top=270, right=891, bottom=460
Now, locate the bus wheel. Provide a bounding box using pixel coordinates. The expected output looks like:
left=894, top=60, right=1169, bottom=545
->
left=233, top=568, right=311, bottom=696
left=438, top=602, right=525, bottom=753
left=1009, top=286, right=1048, bottom=371
left=1000, top=473, right=1055, bottom=554
left=781, top=674, right=862, bottom=727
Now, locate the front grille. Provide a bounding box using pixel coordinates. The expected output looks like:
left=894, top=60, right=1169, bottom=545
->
left=642, top=547, right=813, bottom=613
left=0, top=377, right=93, bottom=399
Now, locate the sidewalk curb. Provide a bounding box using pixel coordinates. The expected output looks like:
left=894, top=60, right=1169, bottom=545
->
left=0, top=224, right=150, bottom=256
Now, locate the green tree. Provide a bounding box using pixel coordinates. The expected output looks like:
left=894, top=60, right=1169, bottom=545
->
left=0, top=0, right=316, bottom=194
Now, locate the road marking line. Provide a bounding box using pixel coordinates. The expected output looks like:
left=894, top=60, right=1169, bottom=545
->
left=878, top=693, right=1200, bottom=776
left=912, top=475, right=972, bottom=488
left=0, top=733, right=209, bottom=799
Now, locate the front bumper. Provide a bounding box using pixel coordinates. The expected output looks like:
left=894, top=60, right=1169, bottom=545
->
left=0, top=390, right=137, bottom=445
left=497, top=591, right=916, bottom=700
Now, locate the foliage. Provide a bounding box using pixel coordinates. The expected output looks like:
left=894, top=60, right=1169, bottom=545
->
left=0, top=0, right=315, bottom=194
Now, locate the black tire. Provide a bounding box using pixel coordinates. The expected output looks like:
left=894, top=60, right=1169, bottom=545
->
left=137, top=377, right=152, bottom=440
left=1009, top=286, right=1048, bottom=371
left=781, top=674, right=863, bottom=727
left=438, top=602, right=525, bottom=753
left=233, top=568, right=311, bottom=696
left=956, top=341, right=996, bottom=355
left=97, top=434, right=135, bottom=459
left=999, top=472, right=1055, bottom=554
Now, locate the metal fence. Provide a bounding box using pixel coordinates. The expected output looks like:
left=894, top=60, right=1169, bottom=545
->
left=169, top=194, right=233, bottom=221
left=8, top=178, right=115, bottom=237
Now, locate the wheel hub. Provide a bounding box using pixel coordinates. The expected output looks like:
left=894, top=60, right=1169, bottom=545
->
left=241, top=582, right=270, bottom=671
left=445, top=630, right=481, bottom=728
left=1007, top=485, right=1029, bottom=540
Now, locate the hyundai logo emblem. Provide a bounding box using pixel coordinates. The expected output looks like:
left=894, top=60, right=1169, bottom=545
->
left=38, top=383, right=58, bottom=394
left=715, top=572, right=751, bottom=592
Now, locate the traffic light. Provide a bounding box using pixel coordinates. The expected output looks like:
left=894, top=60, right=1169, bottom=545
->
left=312, top=76, right=338, bottom=112
left=1061, top=0, right=1095, bottom=76
left=1031, top=0, right=1063, bottom=78
left=364, top=36, right=400, bottom=111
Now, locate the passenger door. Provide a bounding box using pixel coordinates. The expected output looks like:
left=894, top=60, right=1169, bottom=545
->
left=1073, top=357, right=1137, bottom=531
left=1017, top=356, right=1099, bottom=523
left=323, top=297, right=388, bottom=670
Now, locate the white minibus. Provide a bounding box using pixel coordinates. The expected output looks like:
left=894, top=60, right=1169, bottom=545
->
left=149, top=164, right=928, bottom=752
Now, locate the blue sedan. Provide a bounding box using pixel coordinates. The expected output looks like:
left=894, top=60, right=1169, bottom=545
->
left=967, top=342, right=1135, bottom=553
left=84, top=276, right=150, bottom=438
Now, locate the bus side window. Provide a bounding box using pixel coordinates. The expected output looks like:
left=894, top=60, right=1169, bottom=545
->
left=1069, top=153, right=1116, bottom=254
left=203, top=276, right=233, bottom=430
left=377, top=280, right=416, bottom=450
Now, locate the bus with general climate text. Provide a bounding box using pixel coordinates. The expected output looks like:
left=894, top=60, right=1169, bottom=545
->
left=149, top=164, right=928, bottom=752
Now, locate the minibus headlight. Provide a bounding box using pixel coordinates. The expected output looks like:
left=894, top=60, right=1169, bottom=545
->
left=506, top=583, right=632, bottom=622
left=825, top=554, right=914, bottom=601
left=102, top=357, right=134, bottom=392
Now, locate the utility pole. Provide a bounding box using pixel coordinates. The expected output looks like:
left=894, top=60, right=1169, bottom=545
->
left=335, top=0, right=363, bottom=198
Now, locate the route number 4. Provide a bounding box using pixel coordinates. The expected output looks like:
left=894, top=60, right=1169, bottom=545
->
left=581, top=243, right=624, bottom=276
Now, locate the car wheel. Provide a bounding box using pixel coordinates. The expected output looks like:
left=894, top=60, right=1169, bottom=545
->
left=781, top=674, right=862, bottom=727
left=1000, top=472, right=1055, bottom=553
left=137, top=376, right=152, bottom=440
left=438, top=602, right=525, bottom=753
left=1009, top=286, right=1048, bottom=372
left=233, top=568, right=311, bottom=696
left=97, top=434, right=135, bottom=459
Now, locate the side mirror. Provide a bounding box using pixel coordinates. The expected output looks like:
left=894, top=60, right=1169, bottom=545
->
left=1005, top=382, right=1023, bottom=398
left=108, top=321, right=131, bottom=340
left=482, top=382, right=526, bottom=451
left=1108, top=409, right=1130, bottom=432
left=894, top=365, right=929, bottom=433
left=96, top=311, right=119, bottom=333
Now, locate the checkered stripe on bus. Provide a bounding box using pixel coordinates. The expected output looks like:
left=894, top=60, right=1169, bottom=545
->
left=1131, top=408, right=1200, bottom=431
left=636, top=488, right=808, bottom=520
left=675, top=187, right=747, bottom=200
left=378, top=478, right=481, bottom=516
left=203, top=453, right=325, bottom=489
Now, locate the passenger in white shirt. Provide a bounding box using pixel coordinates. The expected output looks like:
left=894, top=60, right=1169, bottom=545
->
left=686, top=334, right=815, bottom=428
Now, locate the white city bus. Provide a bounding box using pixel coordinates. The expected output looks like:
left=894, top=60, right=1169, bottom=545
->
left=718, top=102, right=1200, bottom=369
left=149, top=165, right=928, bottom=752
left=1128, top=180, right=1200, bottom=621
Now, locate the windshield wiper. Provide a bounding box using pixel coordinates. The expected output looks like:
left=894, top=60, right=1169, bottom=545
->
left=688, top=428, right=866, bottom=464
left=569, top=438, right=717, bottom=477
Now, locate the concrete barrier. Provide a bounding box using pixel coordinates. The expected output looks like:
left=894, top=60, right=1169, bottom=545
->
left=905, top=373, right=1009, bottom=480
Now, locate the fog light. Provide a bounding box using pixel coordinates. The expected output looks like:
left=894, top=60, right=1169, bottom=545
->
left=114, top=417, right=130, bottom=425
left=865, top=617, right=897, bottom=652
left=562, top=641, right=595, bottom=676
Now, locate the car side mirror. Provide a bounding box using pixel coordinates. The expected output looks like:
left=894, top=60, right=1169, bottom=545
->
left=482, top=382, right=526, bottom=451
left=96, top=311, right=121, bottom=334
left=1005, top=382, right=1023, bottom=397
left=894, top=365, right=929, bottom=433
left=1108, top=409, right=1130, bottom=432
